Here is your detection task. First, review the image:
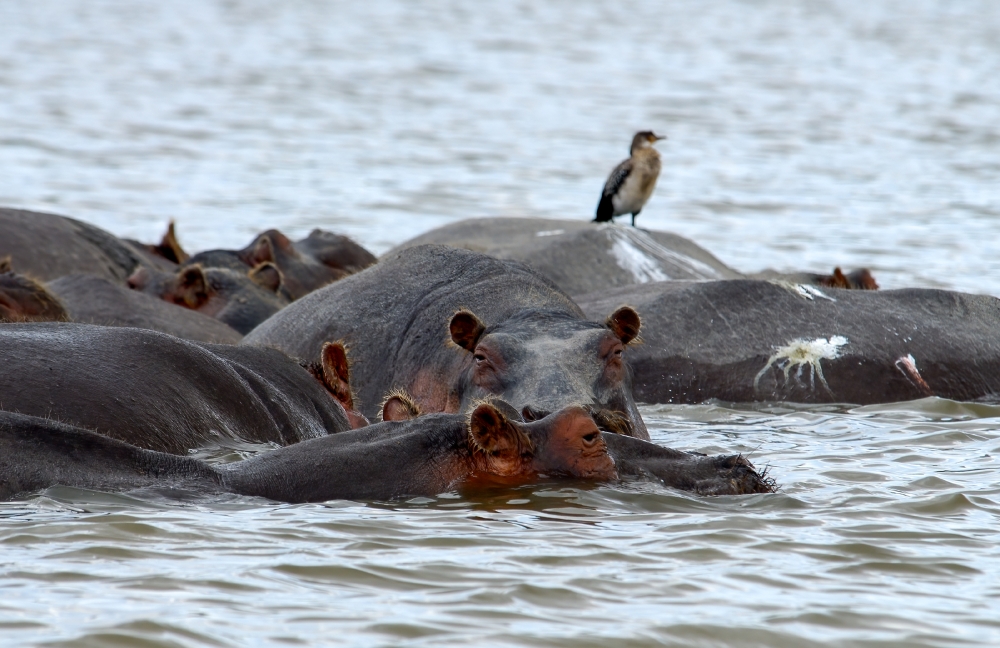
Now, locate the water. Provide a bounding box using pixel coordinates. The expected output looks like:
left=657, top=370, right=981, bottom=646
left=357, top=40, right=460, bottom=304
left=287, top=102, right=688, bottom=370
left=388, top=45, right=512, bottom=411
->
left=2, top=0, right=1000, bottom=645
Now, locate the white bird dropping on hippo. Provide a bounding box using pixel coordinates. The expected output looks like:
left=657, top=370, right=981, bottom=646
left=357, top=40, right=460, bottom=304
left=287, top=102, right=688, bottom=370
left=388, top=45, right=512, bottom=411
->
left=594, top=131, right=666, bottom=227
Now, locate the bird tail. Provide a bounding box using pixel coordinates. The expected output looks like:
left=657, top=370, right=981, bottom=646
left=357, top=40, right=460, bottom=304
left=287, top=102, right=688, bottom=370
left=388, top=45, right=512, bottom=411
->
left=594, top=194, right=614, bottom=222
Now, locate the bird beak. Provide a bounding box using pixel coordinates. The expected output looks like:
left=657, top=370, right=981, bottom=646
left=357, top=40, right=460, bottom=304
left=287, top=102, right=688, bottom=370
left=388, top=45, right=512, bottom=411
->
left=654, top=134, right=667, bottom=141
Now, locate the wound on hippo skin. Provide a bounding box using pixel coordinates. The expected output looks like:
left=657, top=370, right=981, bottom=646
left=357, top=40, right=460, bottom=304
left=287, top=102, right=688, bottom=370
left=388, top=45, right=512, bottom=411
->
left=249, top=261, right=285, bottom=294
left=320, top=341, right=355, bottom=410
left=449, top=310, right=486, bottom=351
left=606, top=305, right=641, bottom=345
left=468, top=401, right=533, bottom=459
left=175, top=265, right=211, bottom=309
left=380, top=389, right=423, bottom=421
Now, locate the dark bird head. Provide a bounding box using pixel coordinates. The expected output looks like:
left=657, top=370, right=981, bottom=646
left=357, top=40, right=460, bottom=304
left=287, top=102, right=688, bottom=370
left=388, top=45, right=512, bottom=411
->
left=630, top=131, right=666, bottom=155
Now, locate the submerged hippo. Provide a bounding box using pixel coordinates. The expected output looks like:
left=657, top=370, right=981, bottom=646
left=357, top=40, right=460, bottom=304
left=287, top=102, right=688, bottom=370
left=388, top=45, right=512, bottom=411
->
left=0, top=402, right=619, bottom=502
left=380, top=392, right=775, bottom=496
left=127, top=262, right=290, bottom=334
left=0, top=323, right=362, bottom=454
left=48, top=274, right=242, bottom=343
left=386, top=217, right=740, bottom=296
left=244, top=244, right=650, bottom=439
left=142, top=223, right=377, bottom=300
left=0, top=208, right=176, bottom=283
left=576, top=279, right=1000, bottom=405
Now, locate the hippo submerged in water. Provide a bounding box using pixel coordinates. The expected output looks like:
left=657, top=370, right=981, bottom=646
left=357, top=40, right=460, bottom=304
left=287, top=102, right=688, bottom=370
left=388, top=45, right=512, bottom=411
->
left=0, top=323, right=364, bottom=454
left=244, top=244, right=650, bottom=439
left=126, top=225, right=377, bottom=334
left=0, top=402, right=621, bottom=502
left=576, top=279, right=1000, bottom=405
left=0, top=400, right=773, bottom=502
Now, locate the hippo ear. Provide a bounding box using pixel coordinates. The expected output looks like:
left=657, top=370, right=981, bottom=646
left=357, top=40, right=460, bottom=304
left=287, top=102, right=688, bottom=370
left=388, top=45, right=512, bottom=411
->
left=249, top=262, right=284, bottom=294
left=0, top=256, right=11, bottom=273
left=469, top=402, right=532, bottom=458
left=174, top=265, right=210, bottom=309
left=158, top=221, right=189, bottom=264
left=320, top=341, right=355, bottom=411
left=247, top=235, right=276, bottom=266
left=380, top=389, right=422, bottom=422
left=606, top=306, right=641, bottom=345
left=450, top=310, right=486, bottom=351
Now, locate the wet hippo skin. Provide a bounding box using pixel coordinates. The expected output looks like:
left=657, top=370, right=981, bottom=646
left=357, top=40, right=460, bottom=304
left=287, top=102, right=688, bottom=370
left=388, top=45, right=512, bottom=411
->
left=576, top=279, right=1000, bottom=405
left=0, top=403, right=619, bottom=503
left=386, top=217, right=740, bottom=296
left=244, top=244, right=650, bottom=439
left=0, top=323, right=356, bottom=454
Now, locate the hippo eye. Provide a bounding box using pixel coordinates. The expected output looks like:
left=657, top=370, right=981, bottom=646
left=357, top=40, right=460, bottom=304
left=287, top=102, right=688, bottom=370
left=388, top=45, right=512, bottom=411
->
left=473, top=353, right=487, bottom=364
left=582, top=432, right=599, bottom=445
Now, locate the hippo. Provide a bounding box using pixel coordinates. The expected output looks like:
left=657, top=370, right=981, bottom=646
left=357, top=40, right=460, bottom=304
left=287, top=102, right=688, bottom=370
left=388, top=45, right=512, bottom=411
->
left=0, top=267, right=69, bottom=323
left=47, top=274, right=242, bottom=343
left=379, top=392, right=775, bottom=496
left=244, top=244, right=650, bottom=439
left=0, top=402, right=620, bottom=503
left=575, top=279, right=1000, bottom=405
left=386, top=217, right=740, bottom=297
left=0, top=207, right=176, bottom=283
left=750, top=267, right=879, bottom=291
left=142, top=224, right=377, bottom=300
left=0, top=323, right=362, bottom=454
left=127, top=262, right=290, bottom=334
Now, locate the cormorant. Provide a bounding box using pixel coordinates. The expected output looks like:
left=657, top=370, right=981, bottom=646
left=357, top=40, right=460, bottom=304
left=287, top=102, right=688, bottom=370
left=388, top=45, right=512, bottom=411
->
left=594, top=131, right=666, bottom=227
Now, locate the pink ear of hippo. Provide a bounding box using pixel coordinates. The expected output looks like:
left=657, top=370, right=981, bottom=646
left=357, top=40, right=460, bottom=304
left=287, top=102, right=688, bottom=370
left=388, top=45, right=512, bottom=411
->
left=450, top=310, right=486, bottom=351
left=321, top=342, right=353, bottom=408
left=469, top=402, right=532, bottom=459
left=606, top=305, right=641, bottom=345
left=381, top=390, right=422, bottom=422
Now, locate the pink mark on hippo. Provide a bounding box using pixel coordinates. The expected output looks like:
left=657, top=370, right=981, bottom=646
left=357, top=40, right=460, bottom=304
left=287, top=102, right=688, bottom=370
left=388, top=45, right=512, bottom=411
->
left=894, top=354, right=932, bottom=397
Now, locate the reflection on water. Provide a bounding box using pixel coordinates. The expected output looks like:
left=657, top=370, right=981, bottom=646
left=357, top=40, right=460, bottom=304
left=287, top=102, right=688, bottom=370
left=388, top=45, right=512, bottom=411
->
left=2, top=401, right=1000, bottom=647
left=2, top=0, right=1000, bottom=645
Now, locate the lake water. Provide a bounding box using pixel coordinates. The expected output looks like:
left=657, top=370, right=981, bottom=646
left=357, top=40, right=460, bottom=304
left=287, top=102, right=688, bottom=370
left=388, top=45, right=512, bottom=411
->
left=2, top=0, right=1000, bottom=645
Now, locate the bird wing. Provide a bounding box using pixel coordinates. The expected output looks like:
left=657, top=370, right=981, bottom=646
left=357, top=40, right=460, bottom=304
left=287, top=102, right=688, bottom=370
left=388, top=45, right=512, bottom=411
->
left=602, top=158, right=633, bottom=199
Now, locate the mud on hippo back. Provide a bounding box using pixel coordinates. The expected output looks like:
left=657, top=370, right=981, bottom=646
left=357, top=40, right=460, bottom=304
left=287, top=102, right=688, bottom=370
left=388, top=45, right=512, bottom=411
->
left=243, top=244, right=649, bottom=439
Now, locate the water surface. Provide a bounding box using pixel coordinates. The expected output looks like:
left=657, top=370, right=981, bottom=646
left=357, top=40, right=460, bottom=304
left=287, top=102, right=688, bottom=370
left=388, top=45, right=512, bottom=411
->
left=2, top=1, right=1000, bottom=645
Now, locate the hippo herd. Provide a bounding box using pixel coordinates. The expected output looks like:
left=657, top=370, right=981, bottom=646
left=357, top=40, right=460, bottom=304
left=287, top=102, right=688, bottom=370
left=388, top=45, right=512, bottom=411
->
left=4, top=207, right=1000, bottom=503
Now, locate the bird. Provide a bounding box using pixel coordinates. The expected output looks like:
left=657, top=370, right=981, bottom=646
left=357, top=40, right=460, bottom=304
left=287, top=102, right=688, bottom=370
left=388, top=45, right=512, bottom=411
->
left=594, top=131, right=666, bottom=227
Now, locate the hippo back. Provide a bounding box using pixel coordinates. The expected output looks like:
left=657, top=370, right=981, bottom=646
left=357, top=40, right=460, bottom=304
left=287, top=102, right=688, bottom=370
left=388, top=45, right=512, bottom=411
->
left=0, top=323, right=351, bottom=454
left=244, top=244, right=584, bottom=418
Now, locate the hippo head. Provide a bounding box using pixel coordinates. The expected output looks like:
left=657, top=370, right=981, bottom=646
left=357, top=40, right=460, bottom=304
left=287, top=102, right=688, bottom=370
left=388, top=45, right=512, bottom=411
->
left=448, top=306, right=648, bottom=439
left=237, top=229, right=350, bottom=300
left=128, top=263, right=290, bottom=334
left=467, top=400, right=617, bottom=481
